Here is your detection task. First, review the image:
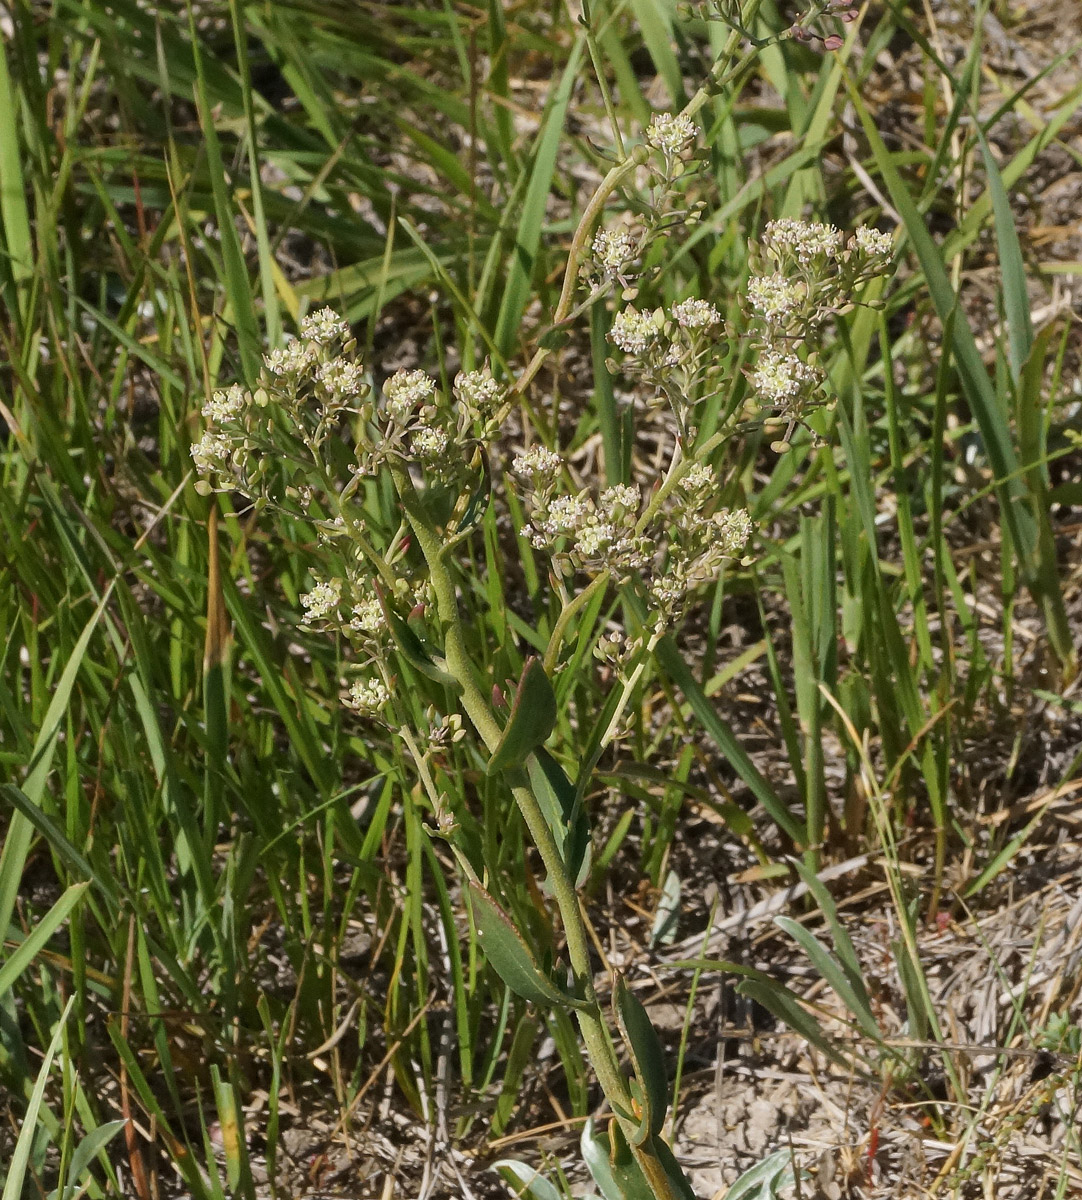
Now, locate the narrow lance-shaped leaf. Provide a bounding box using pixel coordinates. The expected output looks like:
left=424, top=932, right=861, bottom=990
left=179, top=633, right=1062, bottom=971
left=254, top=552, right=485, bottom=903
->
left=527, top=747, right=590, bottom=885
left=488, top=657, right=557, bottom=773
left=613, top=975, right=669, bottom=1144
left=373, top=584, right=460, bottom=688
left=468, top=881, right=577, bottom=1009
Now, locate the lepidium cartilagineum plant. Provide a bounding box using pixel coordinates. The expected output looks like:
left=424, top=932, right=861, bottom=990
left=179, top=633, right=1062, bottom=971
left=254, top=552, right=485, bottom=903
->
left=193, top=107, right=891, bottom=1198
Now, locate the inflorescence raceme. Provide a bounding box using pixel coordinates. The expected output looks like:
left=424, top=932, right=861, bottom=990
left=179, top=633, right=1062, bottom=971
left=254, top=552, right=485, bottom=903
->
left=193, top=199, right=891, bottom=714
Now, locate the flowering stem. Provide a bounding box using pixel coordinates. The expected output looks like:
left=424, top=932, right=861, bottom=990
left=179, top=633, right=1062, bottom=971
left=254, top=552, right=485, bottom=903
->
left=543, top=570, right=611, bottom=675
left=512, top=150, right=647, bottom=401
left=387, top=463, right=686, bottom=1195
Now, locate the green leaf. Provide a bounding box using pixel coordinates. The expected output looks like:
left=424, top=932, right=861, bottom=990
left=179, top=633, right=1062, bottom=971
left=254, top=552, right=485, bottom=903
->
left=468, top=881, right=571, bottom=1009
left=526, top=748, right=590, bottom=885
left=774, top=916, right=882, bottom=1044
left=655, top=635, right=807, bottom=845
left=581, top=1121, right=697, bottom=1200
left=847, top=77, right=1074, bottom=669
left=735, top=979, right=852, bottom=1071
left=975, top=128, right=1032, bottom=383
left=724, top=1149, right=796, bottom=1200
left=3, top=997, right=75, bottom=1200
left=649, top=870, right=680, bottom=949
left=613, top=976, right=668, bottom=1143
left=494, top=36, right=585, bottom=355
left=488, top=658, right=557, bottom=773
left=373, top=586, right=460, bottom=688
left=0, top=882, right=90, bottom=996
left=46, top=1121, right=128, bottom=1200
left=789, top=860, right=877, bottom=1035
left=493, top=1161, right=564, bottom=1200
left=581, top=1118, right=653, bottom=1200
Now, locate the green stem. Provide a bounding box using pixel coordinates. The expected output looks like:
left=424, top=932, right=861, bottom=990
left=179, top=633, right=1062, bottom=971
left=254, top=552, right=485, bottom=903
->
left=544, top=570, right=611, bottom=675
left=388, top=462, right=637, bottom=1127
left=511, top=150, right=647, bottom=401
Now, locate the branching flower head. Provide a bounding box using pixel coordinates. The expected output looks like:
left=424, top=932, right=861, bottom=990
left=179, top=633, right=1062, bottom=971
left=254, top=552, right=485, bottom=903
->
left=348, top=677, right=389, bottom=717
left=301, top=307, right=350, bottom=345
left=265, top=340, right=318, bottom=378
left=672, top=299, right=721, bottom=330
left=191, top=429, right=233, bottom=474
left=350, top=592, right=383, bottom=637
left=300, top=576, right=342, bottom=622
left=609, top=305, right=662, bottom=355
left=747, top=273, right=805, bottom=324
left=514, top=445, right=563, bottom=489
left=454, top=368, right=503, bottom=421
left=763, top=218, right=843, bottom=267
left=384, top=369, right=435, bottom=423
left=592, top=225, right=639, bottom=277
left=203, top=384, right=246, bottom=424
left=751, top=349, right=821, bottom=410
left=646, top=112, right=696, bottom=157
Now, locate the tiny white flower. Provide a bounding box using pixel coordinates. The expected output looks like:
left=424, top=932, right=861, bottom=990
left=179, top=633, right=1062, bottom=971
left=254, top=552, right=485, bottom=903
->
left=609, top=306, right=659, bottom=355
left=191, top=430, right=233, bottom=474
left=679, top=462, right=715, bottom=499
left=751, top=349, right=820, bottom=405
left=575, top=519, right=617, bottom=558
left=592, top=226, right=638, bottom=274
left=264, top=340, right=317, bottom=377
left=850, top=225, right=893, bottom=260
left=514, top=445, right=563, bottom=482
left=454, top=369, right=502, bottom=415
left=544, top=493, right=592, bottom=536
left=712, top=508, right=753, bottom=556
left=646, top=112, right=696, bottom=156
left=384, top=369, right=435, bottom=421
left=350, top=594, right=383, bottom=635
left=348, top=677, right=389, bottom=715
left=747, top=273, right=803, bottom=322
left=599, top=484, right=640, bottom=513
left=672, top=298, right=721, bottom=329
left=764, top=218, right=843, bottom=264
left=300, top=577, right=342, bottom=621
left=203, top=384, right=246, bottom=424
left=319, top=359, right=365, bottom=397
left=411, top=425, right=449, bottom=460
left=300, top=307, right=349, bottom=344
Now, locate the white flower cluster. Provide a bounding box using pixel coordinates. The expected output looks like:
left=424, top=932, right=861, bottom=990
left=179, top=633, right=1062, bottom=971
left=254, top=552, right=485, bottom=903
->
left=301, top=307, right=351, bottom=345
left=190, top=429, right=233, bottom=475
left=384, top=369, right=435, bottom=423
left=265, top=341, right=318, bottom=378
left=646, top=112, right=696, bottom=157
left=350, top=592, right=383, bottom=636
left=763, top=218, right=843, bottom=265
left=203, top=384, right=246, bottom=423
left=515, top=451, right=754, bottom=627
left=672, top=299, right=721, bottom=330
left=521, top=470, right=651, bottom=580
left=368, top=363, right=505, bottom=484
left=347, top=677, right=389, bottom=716
left=744, top=217, right=895, bottom=436
left=191, top=309, right=372, bottom=492
left=300, top=577, right=342, bottom=622
left=747, top=274, right=805, bottom=324
left=610, top=306, right=661, bottom=355
left=604, top=298, right=727, bottom=433
left=650, top=506, right=752, bottom=618
left=592, top=227, right=638, bottom=276
left=454, top=368, right=502, bottom=421
left=751, top=350, right=822, bottom=406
